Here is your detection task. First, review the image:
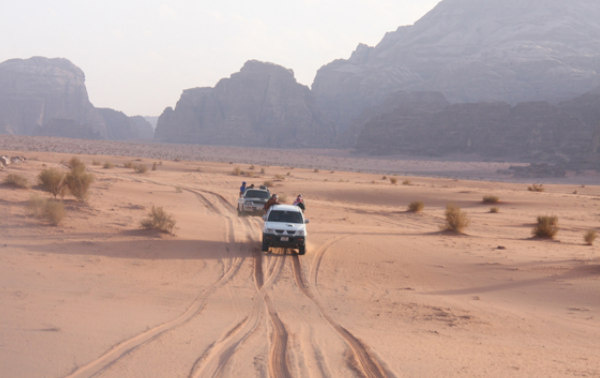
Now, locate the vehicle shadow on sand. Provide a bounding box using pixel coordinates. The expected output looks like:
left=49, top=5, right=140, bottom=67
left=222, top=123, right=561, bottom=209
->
left=11, top=237, right=257, bottom=260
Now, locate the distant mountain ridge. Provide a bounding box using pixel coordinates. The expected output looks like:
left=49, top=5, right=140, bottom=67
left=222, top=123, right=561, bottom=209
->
left=154, top=60, right=332, bottom=147
left=0, top=57, right=152, bottom=141
left=313, top=0, right=600, bottom=143
left=3, top=0, right=600, bottom=171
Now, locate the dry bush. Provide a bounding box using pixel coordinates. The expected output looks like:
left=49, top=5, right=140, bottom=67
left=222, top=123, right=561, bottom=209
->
left=133, top=164, right=148, bottom=173
left=528, top=184, right=544, bottom=192
left=64, top=159, right=94, bottom=201
left=28, top=195, right=65, bottom=226
left=444, top=204, right=469, bottom=233
left=389, top=177, right=398, bottom=184
left=263, top=180, right=274, bottom=188
left=382, top=176, right=387, bottom=180
left=91, top=160, right=101, bottom=166
left=123, top=161, right=134, bottom=169
left=408, top=201, right=424, bottom=213
left=482, top=195, right=499, bottom=204
left=4, top=173, right=29, bottom=188
left=532, top=215, right=558, bottom=239
left=584, top=230, right=597, bottom=245
left=248, top=164, right=255, bottom=170
left=27, top=194, right=46, bottom=217
left=313, top=168, right=319, bottom=173
left=140, top=206, right=176, bottom=234
left=232, top=167, right=242, bottom=176
left=489, top=207, right=499, bottom=213
left=152, top=162, right=158, bottom=171
left=260, top=168, right=265, bottom=174
left=103, top=162, right=114, bottom=169
left=274, top=174, right=285, bottom=180
left=38, top=168, right=66, bottom=198
left=402, top=179, right=411, bottom=185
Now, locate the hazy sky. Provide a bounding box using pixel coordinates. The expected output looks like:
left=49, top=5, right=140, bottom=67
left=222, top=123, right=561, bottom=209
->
left=1, top=0, right=440, bottom=116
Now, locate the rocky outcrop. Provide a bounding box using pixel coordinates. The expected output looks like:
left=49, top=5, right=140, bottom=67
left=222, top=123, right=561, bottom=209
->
left=0, top=56, right=154, bottom=141
left=313, top=0, right=600, bottom=145
left=0, top=57, right=107, bottom=138
left=356, top=90, right=600, bottom=169
left=98, top=108, right=154, bottom=141
left=155, top=60, right=332, bottom=147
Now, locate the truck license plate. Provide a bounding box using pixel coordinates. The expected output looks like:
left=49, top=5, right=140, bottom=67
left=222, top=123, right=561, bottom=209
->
left=280, top=236, right=289, bottom=241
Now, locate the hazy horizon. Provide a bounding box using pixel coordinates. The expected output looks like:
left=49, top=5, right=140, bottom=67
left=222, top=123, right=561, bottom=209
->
left=0, top=1, right=440, bottom=117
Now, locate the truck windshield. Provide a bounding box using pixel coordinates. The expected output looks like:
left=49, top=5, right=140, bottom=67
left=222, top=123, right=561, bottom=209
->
left=267, top=210, right=303, bottom=224
left=245, top=190, right=269, bottom=199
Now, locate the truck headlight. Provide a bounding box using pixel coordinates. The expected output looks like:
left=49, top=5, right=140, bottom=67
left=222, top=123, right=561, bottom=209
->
left=296, top=229, right=305, bottom=236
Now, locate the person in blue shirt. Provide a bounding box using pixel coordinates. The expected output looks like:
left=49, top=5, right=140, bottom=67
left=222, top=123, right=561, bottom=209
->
left=239, top=181, right=247, bottom=196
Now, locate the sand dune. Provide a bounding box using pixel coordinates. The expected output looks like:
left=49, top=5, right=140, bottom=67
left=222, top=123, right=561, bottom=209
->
left=1, top=141, right=599, bottom=377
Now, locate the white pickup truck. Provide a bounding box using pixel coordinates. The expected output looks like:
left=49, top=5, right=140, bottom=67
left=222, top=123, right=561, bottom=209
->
left=237, top=187, right=270, bottom=215
left=262, top=204, right=309, bottom=255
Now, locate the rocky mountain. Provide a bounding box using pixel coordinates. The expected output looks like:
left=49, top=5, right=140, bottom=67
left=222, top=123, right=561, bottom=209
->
left=313, top=0, right=600, bottom=145
left=356, top=90, right=600, bottom=169
left=0, top=57, right=108, bottom=138
left=155, top=60, right=332, bottom=147
left=155, top=61, right=331, bottom=147
left=98, top=108, right=154, bottom=141
left=0, top=56, right=153, bottom=141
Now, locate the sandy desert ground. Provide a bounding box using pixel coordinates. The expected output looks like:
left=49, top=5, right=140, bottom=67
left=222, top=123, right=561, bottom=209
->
left=1, top=139, right=599, bottom=377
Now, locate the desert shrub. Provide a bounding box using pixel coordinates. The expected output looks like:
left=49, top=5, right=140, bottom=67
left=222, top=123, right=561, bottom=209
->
left=43, top=199, right=65, bottom=225
left=286, top=172, right=291, bottom=176
left=232, top=167, right=242, bottom=176
left=274, top=174, right=285, bottom=180
left=528, top=184, right=544, bottom=192
left=408, top=201, right=424, bottom=213
left=133, top=164, right=148, bottom=173
left=175, top=186, right=183, bottom=193
left=91, top=160, right=101, bottom=166
left=4, top=174, right=29, bottom=188
left=103, top=162, right=114, bottom=169
left=402, top=179, right=411, bottom=185
left=249, top=164, right=255, bottom=170
left=28, top=195, right=64, bottom=226
left=68, top=157, right=86, bottom=171
left=482, top=195, right=500, bottom=204
left=64, top=160, right=94, bottom=201
left=260, top=168, right=265, bottom=174
left=444, top=204, right=469, bottom=233
left=263, top=180, right=274, bottom=187
left=140, top=206, right=176, bottom=234
left=532, top=215, right=558, bottom=239
left=152, top=162, right=158, bottom=171
left=382, top=176, right=387, bottom=180
left=390, top=177, right=398, bottom=184
left=27, top=194, right=46, bottom=217
left=489, top=207, right=499, bottom=213
left=314, top=168, right=319, bottom=173
left=38, top=168, right=66, bottom=198
left=584, top=230, right=597, bottom=245
left=123, top=161, right=134, bottom=169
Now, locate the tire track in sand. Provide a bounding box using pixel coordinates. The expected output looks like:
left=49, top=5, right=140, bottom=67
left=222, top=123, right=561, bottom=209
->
left=189, top=209, right=289, bottom=377
left=65, top=190, right=243, bottom=378
left=292, top=251, right=394, bottom=378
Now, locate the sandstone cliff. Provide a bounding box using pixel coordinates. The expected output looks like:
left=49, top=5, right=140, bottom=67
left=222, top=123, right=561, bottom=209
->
left=313, top=0, right=600, bottom=145
left=98, top=108, right=154, bottom=141
left=356, top=91, right=600, bottom=169
left=0, top=57, right=107, bottom=138
left=0, top=57, right=154, bottom=141
left=154, top=60, right=332, bottom=147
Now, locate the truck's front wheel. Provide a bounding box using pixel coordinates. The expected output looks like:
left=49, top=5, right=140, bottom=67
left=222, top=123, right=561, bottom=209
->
left=262, top=240, right=269, bottom=253
left=298, top=244, right=306, bottom=255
